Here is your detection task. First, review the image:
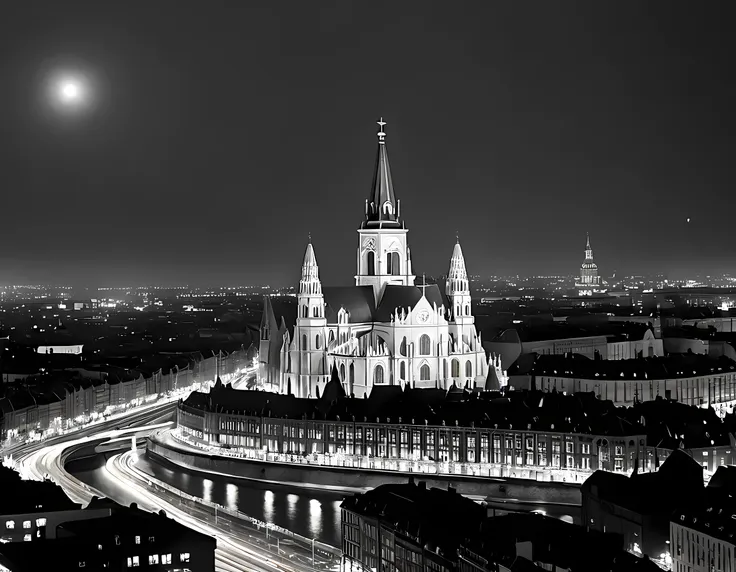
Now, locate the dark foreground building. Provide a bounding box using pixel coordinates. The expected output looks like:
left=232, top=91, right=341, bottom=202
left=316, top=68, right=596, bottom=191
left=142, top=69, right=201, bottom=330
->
left=341, top=479, right=661, bottom=572
left=0, top=468, right=215, bottom=572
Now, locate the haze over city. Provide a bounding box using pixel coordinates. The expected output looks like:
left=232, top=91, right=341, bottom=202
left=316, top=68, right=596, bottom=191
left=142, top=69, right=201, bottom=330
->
left=0, top=1, right=734, bottom=288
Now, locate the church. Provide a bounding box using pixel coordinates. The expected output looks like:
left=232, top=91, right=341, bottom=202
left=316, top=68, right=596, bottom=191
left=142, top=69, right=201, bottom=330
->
left=575, top=233, right=605, bottom=296
left=259, top=121, right=492, bottom=399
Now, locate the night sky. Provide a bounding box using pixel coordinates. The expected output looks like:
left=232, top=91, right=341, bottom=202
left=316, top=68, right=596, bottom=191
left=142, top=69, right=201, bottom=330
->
left=1, top=1, right=733, bottom=287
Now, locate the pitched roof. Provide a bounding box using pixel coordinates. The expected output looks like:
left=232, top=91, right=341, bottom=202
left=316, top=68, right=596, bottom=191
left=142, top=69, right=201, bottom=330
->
left=323, top=286, right=376, bottom=323
left=374, top=284, right=446, bottom=322
left=363, top=133, right=401, bottom=228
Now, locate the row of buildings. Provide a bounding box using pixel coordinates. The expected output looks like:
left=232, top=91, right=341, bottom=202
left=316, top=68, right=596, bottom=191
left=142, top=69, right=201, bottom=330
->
left=0, top=465, right=215, bottom=571
left=176, top=370, right=736, bottom=479
left=1, top=346, right=254, bottom=443
left=340, top=479, right=660, bottom=572
left=582, top=450, right=736, bottom=572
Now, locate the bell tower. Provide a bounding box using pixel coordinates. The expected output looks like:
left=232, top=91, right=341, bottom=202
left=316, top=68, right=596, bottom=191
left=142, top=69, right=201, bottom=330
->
left=355, top=119, right=415, bottom=304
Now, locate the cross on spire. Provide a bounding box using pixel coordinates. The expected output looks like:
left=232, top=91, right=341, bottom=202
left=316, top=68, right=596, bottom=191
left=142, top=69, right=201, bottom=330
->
left=308, top=231, right=312, bottom=244
left=377, top=117, right=386, bottom=143
left=456, top=230, right=460, bottom=244
left=421, top=273, right=427, bottom=296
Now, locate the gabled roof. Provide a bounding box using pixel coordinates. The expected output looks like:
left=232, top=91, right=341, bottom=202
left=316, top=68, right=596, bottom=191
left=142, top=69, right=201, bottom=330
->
left=323, top=286, right=376, bottom=323
left=374, top=284, right=446, bottom=322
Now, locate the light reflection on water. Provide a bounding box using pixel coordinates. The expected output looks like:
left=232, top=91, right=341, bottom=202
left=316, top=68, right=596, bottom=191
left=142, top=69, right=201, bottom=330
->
left=133, top=457, right=344, bottom=546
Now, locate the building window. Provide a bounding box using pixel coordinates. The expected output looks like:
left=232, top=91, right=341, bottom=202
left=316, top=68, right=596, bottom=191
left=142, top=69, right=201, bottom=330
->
left=349, top=363, right=355, bottom=386
left=23, top=521, right=31, bottom=529
left=465, top=360, right=472, bottom=378
left=5, top=521, right=14, bottom=530
left=162, top=554, right=172, bottom=565
left=127, top=556, right=140, bottom=568
left=302, top=334, right=307, bottom=349
left=149, top=555, right=159, bottom=565
left=340, top=363, right=346, bottom=381
left=400, top=337, right=407, bottom=356
left=400, top=361, right=406, bottom=380
left=367, top=251, right=375, bottom=276
left=419, top=335, right=431, bottom=356
left=315, top=334, right=321, bottom=349
left=374, top=365, right=384, bottom=385
left=451, top=359, right=460, bottom=378
left=387, top=251, right=401, bottom=275
left=180, top=553, right=191, bottom=563
left=35, top=518, right=46, bottom=527
left=615, top=446, right=623, bottom=456
left=582, top=443, right=590, bottom=455
left=23, top=534, right=31, bottom=542
left=135, top=536, right=140, bottom=544
left=420, top=364, right=430, bottom=381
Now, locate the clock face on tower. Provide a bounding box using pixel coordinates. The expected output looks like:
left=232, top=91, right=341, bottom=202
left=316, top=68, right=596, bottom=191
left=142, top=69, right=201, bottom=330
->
left=416, top=310, right=430, bottom=323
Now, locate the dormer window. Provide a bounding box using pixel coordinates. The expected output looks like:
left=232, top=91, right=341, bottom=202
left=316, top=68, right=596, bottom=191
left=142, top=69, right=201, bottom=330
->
left=382, top=201, right=393, bottom=215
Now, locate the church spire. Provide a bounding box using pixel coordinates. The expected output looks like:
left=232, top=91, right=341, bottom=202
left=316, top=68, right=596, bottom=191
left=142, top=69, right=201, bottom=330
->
left=365, top=118, right=400, bottom=227
left=300, top=240, right=320, bottom=295
left=446, top=239, right=469, bottom=296
left=585, top=232, right=594, bottom=261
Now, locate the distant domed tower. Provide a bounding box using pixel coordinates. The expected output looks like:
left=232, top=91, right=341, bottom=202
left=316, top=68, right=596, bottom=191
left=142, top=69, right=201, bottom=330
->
left=576, top=233, right=601, bottom=296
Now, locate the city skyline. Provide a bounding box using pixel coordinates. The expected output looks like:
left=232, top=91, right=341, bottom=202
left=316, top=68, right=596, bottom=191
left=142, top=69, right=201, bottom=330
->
left=1, top=1, right=734, bottom=287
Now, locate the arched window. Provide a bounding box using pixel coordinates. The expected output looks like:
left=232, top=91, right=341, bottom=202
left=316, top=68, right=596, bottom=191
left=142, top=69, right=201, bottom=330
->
left=399, top=337, right=407, bottom=357
left=451, top=359, right=460, bottom=378
left=374, top=365, right=384, bottom=385
left=315, top=334, right=321, bottom=349
left=420, top=364, right=430, bottom=381
left=303, top=305, right=308, bottom=318
left=465, top=361, right=472, bottom=378
left=329, top=330, right=335, bottom=344
left=443, top=359, right=448, bottom=379
left=367, top=251, right=375, bottom=276
left=400, top=362, right=406, bottom=380
left=387, top=252, right=400, bottom=276
left=262, top=325, right=269, bottom=340
left=419, top=334, right=431, bottom=356
left=287, top=353, right=292, bottom=372
left=313, top=306, right=319, bottom=318
left=302, top=334, right=308, bottom=350
left=349, top=363, right=355, bottom=385
left=465, top=304, right=470, bottom=316
left=340, top=363, right=346, bottom=381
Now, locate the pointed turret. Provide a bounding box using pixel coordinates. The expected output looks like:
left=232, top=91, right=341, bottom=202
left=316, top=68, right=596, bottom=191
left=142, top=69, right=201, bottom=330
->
left=299, top=238, right=321, bottom=296
left=445, top=238, right=470, bottom=297
left=364, top=118, right=401, bottom=228
left=585, top=232, right=594, bottom=261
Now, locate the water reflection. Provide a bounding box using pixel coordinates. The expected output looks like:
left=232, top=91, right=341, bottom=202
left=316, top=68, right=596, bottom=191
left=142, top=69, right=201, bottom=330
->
left=264, top=490, right=275, bottom=522
left=127, top=457, right=347, bottom=546
left=202, top=478, right=213, bottom=503
left=309, top=499, right=322, bottom=539
left=226, top=483, right=239, bottom=511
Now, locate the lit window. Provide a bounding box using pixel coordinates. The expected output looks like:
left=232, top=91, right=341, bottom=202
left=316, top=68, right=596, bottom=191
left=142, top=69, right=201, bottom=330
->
left=79, top=563, right=86, bottom=568
left=5, top=521, right=14, bottom=530
left=36, top=518, right=46, bottom=527
left=135, top=536, right=140, bottom=544
left=115, top=535, right=120, bottom=546
left=148, top=536, right=155, bottom=543
left=148, top=555, right=159, bottom=565
left=180, top=553, right=190, bottom=563
left=98, top=544, right=103, bottom=550
left=162, top=554, right=172, bottom=565
left=23, top=534, right=32, bottom=542
left=23, top=521, right=31, bottom=529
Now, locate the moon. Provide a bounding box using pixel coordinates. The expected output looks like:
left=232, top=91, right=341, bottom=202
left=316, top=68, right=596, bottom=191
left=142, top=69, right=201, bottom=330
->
left=686, top=218, right=691, bottom=223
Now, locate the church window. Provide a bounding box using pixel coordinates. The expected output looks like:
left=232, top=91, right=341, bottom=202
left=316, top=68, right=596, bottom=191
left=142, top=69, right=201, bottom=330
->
left=262, top=326, right=269, bottom=340
left=399, top=337, right=407, bottom=356
left=329, top=330, right=335, bottom=344
left=465, top=304, right=470, bottom=316
left=465, top=361, right=472, bottom=378
left=420, top=364, right=430, bottom=381
left=383, top=201, right=393, bottom=215
left=287, top=353, right=292, bottom=371
left=349, top=363, right=355, bottom=385
left=456, top=306, right=461, bottom=317
left=366, top=251, right=375, bottom=276
left=451, top=359, right=460, bottom=378
left=443, top=359, right=448, bottom=380
left=387, top=252, right=400, bottom=276
left=374, top=365, right=384, bottom=385
left=400, top=362, right=406, bottom=380
left=315, top=335, right=321, bottom=350
left=302, top=305, right=308, bottom=318
left=313, top=306, right=319, bottom=318
left=419, top=335, right=431, bottom=356
left=340, top=363, right=346, bottom=381
left=302, top=334, right=308, bottom=350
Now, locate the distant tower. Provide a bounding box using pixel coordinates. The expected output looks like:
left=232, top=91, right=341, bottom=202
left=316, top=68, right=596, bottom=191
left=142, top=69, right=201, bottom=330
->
left=577, top=233, right=601, bottom=296
left=355, top=118, right=415, bottom=304
left=446, top=236, right=475, bottom=343
left=292, top=238, right=328, bottom=397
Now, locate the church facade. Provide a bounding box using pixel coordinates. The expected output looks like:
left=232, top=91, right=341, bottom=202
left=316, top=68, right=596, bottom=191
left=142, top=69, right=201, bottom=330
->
left=259, top=122, right=489, bottom=398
